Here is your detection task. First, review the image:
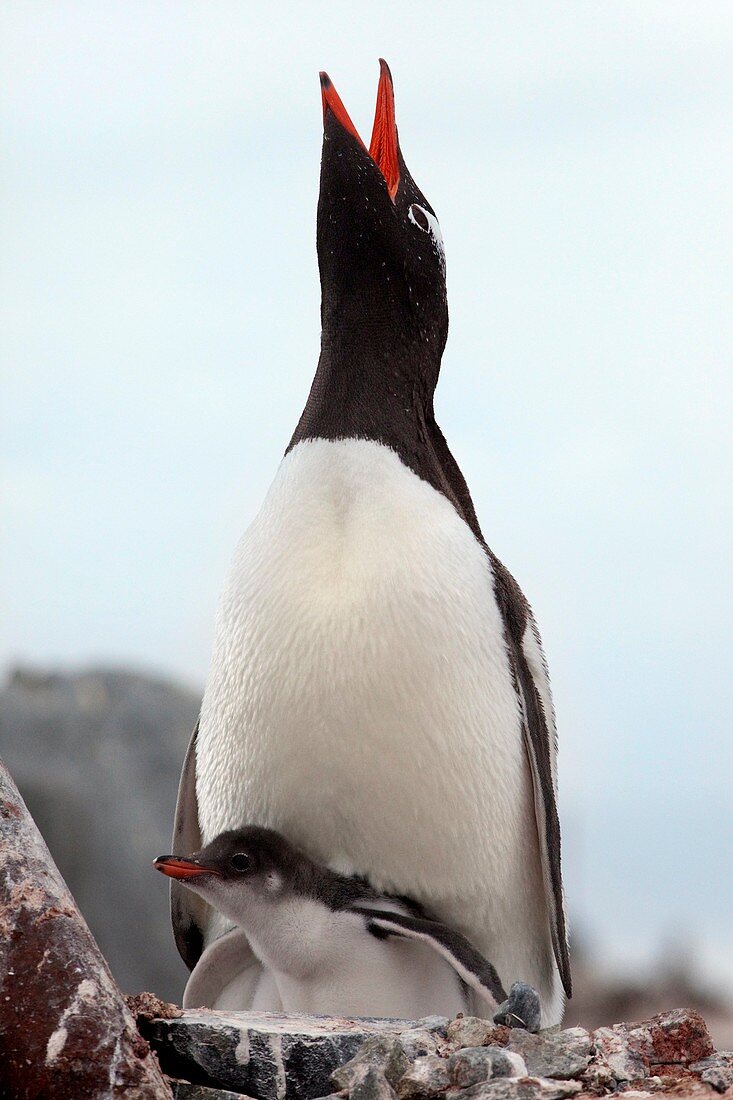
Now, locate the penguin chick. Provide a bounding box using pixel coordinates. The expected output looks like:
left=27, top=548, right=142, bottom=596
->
left=155, top=826, right=509, bottom=1020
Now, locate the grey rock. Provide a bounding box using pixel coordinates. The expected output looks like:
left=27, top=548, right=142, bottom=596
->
left=396, top=1054, right=450, bottom=1099
left=447, top=1047, right=495, bottom=1088
left=506, top=1028, right=591, bottom=1080
left=446, top=1017, right=504, bottom=1050
left=170, top=1084, right=256, bottom=1100
left=350, top=1066, right=398, bottom=1100
left=493, top=984, right=542, bottom=1034
left=593, top=1025, right=646, bottom=1082
left=580, top=1060, right=616, bottom=1093
left=398, top=1029, right=440, bottom=1061
left=700, top=1065, right=733, bottom=1093
left=144, top=1009, right=406, bottom=1100
left=449, top=1078, right=581, bottom=1099
left=691, top=1052, right=733, bottom=1074
left=332, top=1035, right=410, bottom=1091
left=416, top=1017, right=450, bottom=1037
left=483, top=1047, right=528, bottom=1079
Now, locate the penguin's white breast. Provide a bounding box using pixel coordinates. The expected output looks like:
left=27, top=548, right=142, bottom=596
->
left=197, top=438, right=537, bottom=906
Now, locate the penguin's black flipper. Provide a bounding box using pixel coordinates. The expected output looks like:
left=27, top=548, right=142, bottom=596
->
left=353, top=906, right=507, bottom=1008
left=170, top=721, right=210, bottom=970
left=425, top=418, right=572, bottom=1001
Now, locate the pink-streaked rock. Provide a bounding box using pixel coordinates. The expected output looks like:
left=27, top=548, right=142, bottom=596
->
left=592, top=1010, right=715, bottom=1085
left=0, top=756, right=172, bottom=1099
left=644, top=1010, right=715, bottom=1066
left=592, top=1026, right=647, bottom=1083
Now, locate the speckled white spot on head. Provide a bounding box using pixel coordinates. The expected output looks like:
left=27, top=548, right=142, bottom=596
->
left=408, top=203, right=445, bottom=272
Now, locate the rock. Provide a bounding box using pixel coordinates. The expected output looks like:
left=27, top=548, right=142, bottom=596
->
left=143, top=1009, right=406, bottom=1100
left=700, top=1064, right=733, bottom=1093
left=506, top=1028, right=591, bottom=1080
left=350, top=1066, right=398, bottom=1100
left=396, top=1054, right=451, bottom=1098
left=144, top=1007, right=724, bottom=1100
left=644, top=1009, right=715, bottom=1066
left=592, top=1009, right=715, bottom=1085
left=446, top=1018, right=510, bottom=1050
left=483, top=1048, right=528, bottom=1079
left=0, top=756, right=172, bottom=1099
left=398, top=1028, right=440, bottom=1061
left=332, top=1036, right=410, bottom=1090
left=691, top=1053, right=733, bottom=1073
left=416, top=1017, right=451, bottom=1037
left=691, top=1054, right=733, bottom=1092
left=128, top=992, right=184, bottom=1023
left=663, top=1079, right=720, bottom=1098
left=580, top=1059, right=616, bottom=1093
left=449, top=1077, right=582, bottom=1099
left=169, top=1084, right=256, bottom=1100
left=493, top=984, right=542, bottom=1035
left=593, top=1025, right=647, bottom=1083
left=447, top=1047, right=496, bottom=1088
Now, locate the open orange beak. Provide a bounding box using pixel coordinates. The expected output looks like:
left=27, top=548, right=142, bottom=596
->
left=154, top=856, right=220, bottom=881
left=320, top=59, right=400, bottom=200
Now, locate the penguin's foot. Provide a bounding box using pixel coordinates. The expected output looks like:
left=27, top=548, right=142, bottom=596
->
left=493, top=981, right=542, bottom=1033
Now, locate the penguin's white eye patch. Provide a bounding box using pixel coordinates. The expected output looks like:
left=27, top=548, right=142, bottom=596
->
left=409, top=204, right=430, bottom=232
left=408, top=203, right=445, bottom=270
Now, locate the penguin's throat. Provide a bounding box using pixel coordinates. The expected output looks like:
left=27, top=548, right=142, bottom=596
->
left=295, top=340, right=438, bottom=445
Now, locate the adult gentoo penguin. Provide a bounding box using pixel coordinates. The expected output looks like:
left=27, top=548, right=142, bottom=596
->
left=172, top=60, right=571, bottom=1024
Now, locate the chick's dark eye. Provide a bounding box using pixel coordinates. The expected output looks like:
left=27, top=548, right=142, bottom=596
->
left=230, top=853, right=252, bottom=872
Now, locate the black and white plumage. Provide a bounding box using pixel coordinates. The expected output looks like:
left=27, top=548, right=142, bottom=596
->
left=157, top=827, right=508, bottom=1019
left=171, top=60, right=571, bottom=1024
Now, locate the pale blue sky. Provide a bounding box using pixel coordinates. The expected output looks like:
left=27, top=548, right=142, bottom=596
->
left=2, top=3, right=732, bottom=989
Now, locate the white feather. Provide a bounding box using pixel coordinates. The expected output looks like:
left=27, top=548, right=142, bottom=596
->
left=195, top=437, right=563, bottom=1024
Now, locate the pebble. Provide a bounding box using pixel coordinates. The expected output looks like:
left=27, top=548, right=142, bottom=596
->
left=332, top=1036, right=410, bottom=1091
left=351, top=1066, right=398, bottom=1100
left=691, top=1052, right=733, bottom=1093
left=396, top=1054, right=450, bottom=1099
left=506, top=1027, right=592, bottom=1080
left=446, top=1017, right=509, bottom=1050
left=483, top=1047, right=528, bottom=1079
left=399, top=1029, right=440, bottom=1061
left=447, top=1047, right=496, bottom=1088
left=449, top=1077, right=581, bottom=1099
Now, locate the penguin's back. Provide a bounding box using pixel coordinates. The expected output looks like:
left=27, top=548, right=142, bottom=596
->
left=196, top=437, right=557, bottom=1015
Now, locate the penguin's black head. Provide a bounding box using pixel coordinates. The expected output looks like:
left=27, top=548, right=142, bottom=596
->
left=317, top=61, right=447, bottom=380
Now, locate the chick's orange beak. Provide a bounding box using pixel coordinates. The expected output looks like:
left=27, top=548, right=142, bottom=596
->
left=154, top=856, right=220, bottom=881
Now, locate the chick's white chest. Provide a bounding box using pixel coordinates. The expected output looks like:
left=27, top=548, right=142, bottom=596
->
left=196, top=438, right=535, bottom=906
